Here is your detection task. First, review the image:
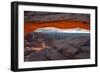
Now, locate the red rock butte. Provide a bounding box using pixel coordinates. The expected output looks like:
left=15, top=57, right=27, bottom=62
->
left=24, top=20, right=90, bottom=33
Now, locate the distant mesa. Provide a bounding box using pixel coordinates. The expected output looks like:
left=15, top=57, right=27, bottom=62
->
left=34, top=27, right=90, bottom=33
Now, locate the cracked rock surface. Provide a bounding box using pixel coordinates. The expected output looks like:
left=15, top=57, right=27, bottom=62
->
left=24, top=32, right=90, bottom=62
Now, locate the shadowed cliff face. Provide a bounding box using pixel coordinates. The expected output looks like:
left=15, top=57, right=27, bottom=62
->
left=24, top=11, right=90, bottom=23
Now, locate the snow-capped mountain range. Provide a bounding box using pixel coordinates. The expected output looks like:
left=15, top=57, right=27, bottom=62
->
left=34, top=27, right=90, bottom=33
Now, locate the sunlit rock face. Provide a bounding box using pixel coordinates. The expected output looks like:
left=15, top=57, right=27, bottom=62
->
left=24, top=11, right=90, bottom=33
left=24, top=21, right=90, bottom=33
